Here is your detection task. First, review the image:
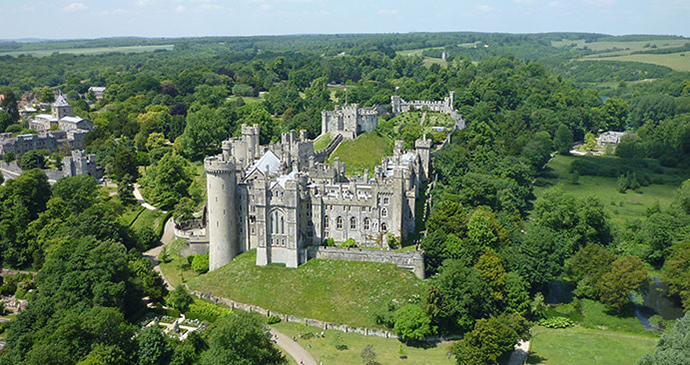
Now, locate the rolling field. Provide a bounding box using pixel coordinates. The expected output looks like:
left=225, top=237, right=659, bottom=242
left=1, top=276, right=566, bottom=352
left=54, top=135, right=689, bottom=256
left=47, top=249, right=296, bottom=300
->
left=188, top=249, right=425, bottom=329
left=534, top=155, right=683, bottom=226
left=527, top=326, right=657, bottom=365
left=328, top=132, right=393, bottom=176
left=0, top=44, right=174, bottom=57
left=582, top=52, right=690, bottom=72
left=272, top=322, right=455, bottom=365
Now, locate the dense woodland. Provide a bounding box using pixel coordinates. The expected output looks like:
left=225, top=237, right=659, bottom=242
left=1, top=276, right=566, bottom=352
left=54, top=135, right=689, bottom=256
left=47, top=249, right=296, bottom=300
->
left=1, top=32, right=689, bottom=364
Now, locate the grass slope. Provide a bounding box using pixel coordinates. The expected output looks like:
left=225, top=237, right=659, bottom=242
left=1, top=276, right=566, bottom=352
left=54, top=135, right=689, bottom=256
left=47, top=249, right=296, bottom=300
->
left=328, top=132, right=393, bottom=177
left=272, top=322, right=454, bottom=365
left=313, top=132, right=332, bottom=151
left=534, top=155, right=682, bottom=226
left=582, top=52, right=690, bottom=72
left=188, top=249, right=425, bottom=329
left=0, top=45, right=174, bottom=57
left=527, top=326, right=657, bottom=365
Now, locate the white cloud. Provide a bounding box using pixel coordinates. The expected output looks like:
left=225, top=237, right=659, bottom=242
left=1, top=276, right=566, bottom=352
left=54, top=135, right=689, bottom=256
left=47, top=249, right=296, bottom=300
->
left=64, top=2, right=88, bottom=12
left=135, top=0, right=151, bottom=7
left=549, top=1, right=564, bottom=7
left=175, top=5, right=187, bottom=12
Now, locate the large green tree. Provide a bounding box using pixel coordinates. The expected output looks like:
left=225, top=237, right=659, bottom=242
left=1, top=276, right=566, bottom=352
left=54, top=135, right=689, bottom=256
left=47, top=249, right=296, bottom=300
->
left=140, top=152, right=193, bottom=209
left=638, top=312, right=690, bottom=365
left=181, top=107, right=228, bottom=159
left=662, top=241, right=690, bottom=311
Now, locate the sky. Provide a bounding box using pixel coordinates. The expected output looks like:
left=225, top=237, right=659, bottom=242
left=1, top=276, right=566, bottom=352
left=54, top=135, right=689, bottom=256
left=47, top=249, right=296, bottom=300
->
left=0, top=0, right=688, bottom=40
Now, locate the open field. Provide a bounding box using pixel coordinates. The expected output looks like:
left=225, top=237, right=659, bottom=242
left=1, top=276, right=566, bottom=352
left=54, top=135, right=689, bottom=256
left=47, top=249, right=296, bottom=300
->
left=272, top=321, right=455, bottom=365
left=534, top=155, right=684, bottom=226
left=396, top=47, right=444, bottom=56
left=552, top=39, right=687, bottom=52
left=527, top=326, right=657, bottom=365
left=188, top=249, right=425, bottom=329
left=581, top=52, right=690, bottom=72
left=328, top=132, right=393, bottom=177
left=0, top=44, right=174, bottom=57
left=228, top=95, right=264, bottom=105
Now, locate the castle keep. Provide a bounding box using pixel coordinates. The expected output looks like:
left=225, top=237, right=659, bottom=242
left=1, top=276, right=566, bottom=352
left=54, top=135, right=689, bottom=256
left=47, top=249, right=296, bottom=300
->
left=204, top=124, right=430, bottom=275
left=321, top=104, right=379, bottom=139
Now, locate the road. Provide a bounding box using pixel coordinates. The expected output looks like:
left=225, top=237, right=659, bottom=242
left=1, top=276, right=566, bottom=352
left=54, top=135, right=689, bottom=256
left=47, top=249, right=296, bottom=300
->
left=269, top=327, right=318, bottom=365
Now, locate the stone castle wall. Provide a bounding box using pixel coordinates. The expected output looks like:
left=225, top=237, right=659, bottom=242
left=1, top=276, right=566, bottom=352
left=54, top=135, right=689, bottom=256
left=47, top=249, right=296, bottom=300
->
left=308, top=246, right=425, bottom=279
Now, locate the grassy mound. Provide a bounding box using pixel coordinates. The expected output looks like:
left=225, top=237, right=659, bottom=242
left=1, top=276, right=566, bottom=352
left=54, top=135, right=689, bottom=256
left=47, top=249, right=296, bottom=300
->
left=187, top=249, right=425, bottom=328
left=327, top=132, right=393, bottom=176
left=313, top=132, right=333, bottom=151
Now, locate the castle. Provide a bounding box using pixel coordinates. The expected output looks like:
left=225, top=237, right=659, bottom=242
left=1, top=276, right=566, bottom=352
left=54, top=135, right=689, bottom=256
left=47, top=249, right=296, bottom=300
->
left=391, top=91, right=455, bottom=115
left=321, top=104, right=379, bottom=139
left=29, top=95, right=94, bottom=133
left=204, top=124, right=431, bottom=274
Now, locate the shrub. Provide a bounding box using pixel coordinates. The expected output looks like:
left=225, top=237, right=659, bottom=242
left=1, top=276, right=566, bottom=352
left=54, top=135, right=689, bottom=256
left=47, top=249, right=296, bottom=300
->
left=192, top=253, right=209, bottom=274
left=168, top=286, right=194, bottom=312
left=266, top=315, right=281, bottom=324
left=538, top=317, right=575, bottom=328
left=323, top=237, right=336, bottom=247
left=339, top=238, right=357, bottom=248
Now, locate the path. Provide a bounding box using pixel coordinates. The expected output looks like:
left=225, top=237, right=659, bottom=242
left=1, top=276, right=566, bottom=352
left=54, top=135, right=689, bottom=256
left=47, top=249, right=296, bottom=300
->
left=133, top=184, right=159, bottom=211
left=508, top=340, right=530, bottom=365
left=143, top=212, right=317, bottom=364
left=269, top=327, right=318, bottom=365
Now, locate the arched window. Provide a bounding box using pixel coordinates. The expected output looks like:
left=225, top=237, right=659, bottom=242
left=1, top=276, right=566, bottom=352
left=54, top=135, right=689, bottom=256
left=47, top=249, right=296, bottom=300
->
left=383, top=196, right=389, bottom=205
left=381, top=223, right=388, bottom=231
left=364, top=218, right=370, bottom=230
left=324, top=215, right=329, bottom=229
left=381, top=208, right=388, bottom=218
left=336, top=216, right=344, bottom=229
left=280, top=216, right=285, bottom=234
left=350, top=217, right=356, bottom=230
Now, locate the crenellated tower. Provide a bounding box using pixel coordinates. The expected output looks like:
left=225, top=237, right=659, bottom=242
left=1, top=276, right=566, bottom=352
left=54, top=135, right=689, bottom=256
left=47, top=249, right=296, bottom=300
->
left=205, top=142, right=239, bottom=271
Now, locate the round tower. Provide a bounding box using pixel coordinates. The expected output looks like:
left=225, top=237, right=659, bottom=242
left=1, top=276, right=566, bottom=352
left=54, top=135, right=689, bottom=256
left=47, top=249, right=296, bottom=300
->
left=205, top=155, right=239, bottom=271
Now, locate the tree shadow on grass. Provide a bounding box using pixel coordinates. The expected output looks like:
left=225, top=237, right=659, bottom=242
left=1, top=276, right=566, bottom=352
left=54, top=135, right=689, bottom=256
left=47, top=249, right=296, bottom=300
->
left=526, top=354, right=547, bottom=364
left=603, top=302, right=638, bottom=318
left=405, top=339, right=440, bottom=349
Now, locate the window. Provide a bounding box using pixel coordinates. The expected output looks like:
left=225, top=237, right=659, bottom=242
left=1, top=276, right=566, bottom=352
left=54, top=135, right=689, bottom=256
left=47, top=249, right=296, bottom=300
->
left=363, top=218, right=370, bottom=230
left=383, top=197, right=390, bottom=205
left=280, top=216, right=285, bottom=234
left=381, top=223, right=388, bottom=231
left=382, top=208, right=388, bottom=218
left=324, top=215, right=329, bottom=229
left=336, top=216, right=344, bottom=229
left=350, top=217, right=356, bottom=230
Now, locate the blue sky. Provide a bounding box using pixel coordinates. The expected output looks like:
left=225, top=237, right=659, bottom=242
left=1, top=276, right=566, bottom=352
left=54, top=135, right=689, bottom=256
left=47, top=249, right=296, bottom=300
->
left=1, top=0, right=688, bottom=39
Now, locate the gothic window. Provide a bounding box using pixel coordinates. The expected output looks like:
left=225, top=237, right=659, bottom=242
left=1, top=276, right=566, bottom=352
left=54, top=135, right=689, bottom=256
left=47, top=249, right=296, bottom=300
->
left=336, top=216, right=344, bottom=229
left=325, top=231, right=329, bottom=238
left=381, top=223, right=388, bottom=231
left=324, top=215, right=329, bottom=229
left=364, top=218, right=370, bottom=230
left=350, top=217, right=356, bottom=230
left=382, top=208, right=388, bottom=218
left=280, top=216, right=285, bottom=234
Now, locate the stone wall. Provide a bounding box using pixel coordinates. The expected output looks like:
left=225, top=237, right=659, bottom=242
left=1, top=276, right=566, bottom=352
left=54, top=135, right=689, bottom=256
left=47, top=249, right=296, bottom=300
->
left=308, top=246, right=425, bottom=279
left=313, top=133, right=343, bottom=163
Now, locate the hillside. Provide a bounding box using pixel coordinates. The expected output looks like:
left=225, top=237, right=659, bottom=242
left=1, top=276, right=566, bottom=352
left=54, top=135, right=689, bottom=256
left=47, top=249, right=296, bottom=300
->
left=327, top=132, right=393, bottom=176
left=187, top=249, right=425, bottom=329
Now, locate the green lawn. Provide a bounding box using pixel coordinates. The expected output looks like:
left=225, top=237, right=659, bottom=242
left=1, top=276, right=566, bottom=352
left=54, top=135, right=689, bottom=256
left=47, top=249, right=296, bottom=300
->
left=534, top=155, right=683, bottom=227
left=313, top=132, right=332, bottom=151
left=188, top=249, right=425, bottom=329
left=328, top=132, right=393, bottom=176
left=131, top=208, right=166, bottom=233
left=527, top=326, right=657, bottom=365
left=228, top=95, right=264, bottom=104
left=552, top=39, right=687, bottom=52
left=159, top=239, right=197, bottom=288
left=0, top=45, right=174, bottom=57
left=272, top=322, right=454, bottom=365
left=551, top=298, right=659, bottom=337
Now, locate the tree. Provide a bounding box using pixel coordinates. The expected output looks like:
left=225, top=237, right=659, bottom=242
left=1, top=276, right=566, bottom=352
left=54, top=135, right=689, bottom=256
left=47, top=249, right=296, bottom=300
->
left=136, top=327, right=173, bottom=365
left=111, top=150, right=139, bottom=181
left=173, top=197, right=196, bottom=222
left=567, top=243, right=617, bottom=299
left=52, top=175, right=99, bottom=214
left=674, top=179, right=690, bottom=215
left=181, top=107, right=228, bottom=159
left=0, top=110, right=13, bottom=132
left=393, top=304, right=434, bottom=342
left=426, top=200, right=467, bottom=236
left=553, top=124, right=573, bottom=155
left=139, top=152, right=192, bottom=209
left=474, top=249, right=506, bottom=301
left=192, top=253, right=209, bottom=274
left=516, top=224, right=568, bottom=290
left=584, top=132, right=597, bottom=150
left=504, top=272, right=530, bottom=316
left=450, top=313, right=531, bottom=365
left=598, top=255, right=648, bottom=311
left=638, top=312, right=690, bottom=365
left=200, top=312, right=285, bottom=365
left=20, top=150, right=45, bottom=170
left=521, top=131, right=552, bottom=169
left=0, top=88, right=20, bottom=122
left=168, top=285, right=194, bottom=312
left=466, top=207, right=506, bottom=251
left=662, top=241, right=690, bottom=311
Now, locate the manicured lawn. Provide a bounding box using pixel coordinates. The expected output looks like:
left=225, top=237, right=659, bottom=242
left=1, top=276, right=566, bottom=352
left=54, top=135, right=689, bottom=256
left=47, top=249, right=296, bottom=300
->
left=527, top=326, right=657, bottom=365
left=188, top=249, right=425, bottom=329
left=159, top=239, right=198, bottom=288
left=121, top=206, right=145, bottom=226
left=313, top=132, right=332, bottom=151
left=131, top=208, right=166, bottom=233
left=272, top=322, right=455, bottom=365
left=534, top=155, right=683, bottom=227
left=328, top=132, right=393, bottom=177
left=228, top=95, right=265, bottom=104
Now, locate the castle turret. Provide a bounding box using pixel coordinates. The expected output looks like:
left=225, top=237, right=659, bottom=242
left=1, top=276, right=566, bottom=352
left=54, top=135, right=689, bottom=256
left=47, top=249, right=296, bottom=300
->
left=415, top=135, right=432, bottom=181
left=205, top=154, right=239, bottom=271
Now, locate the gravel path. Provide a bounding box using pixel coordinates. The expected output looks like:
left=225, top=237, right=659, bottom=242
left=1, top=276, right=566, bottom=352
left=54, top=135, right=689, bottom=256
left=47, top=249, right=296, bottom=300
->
left=269, top=327, right=318, bottom=365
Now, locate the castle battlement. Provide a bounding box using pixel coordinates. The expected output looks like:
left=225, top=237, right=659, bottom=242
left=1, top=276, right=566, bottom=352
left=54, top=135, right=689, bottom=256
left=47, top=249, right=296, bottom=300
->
left=204, top=156, right=235, bottom=175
